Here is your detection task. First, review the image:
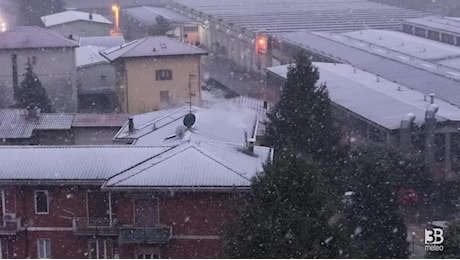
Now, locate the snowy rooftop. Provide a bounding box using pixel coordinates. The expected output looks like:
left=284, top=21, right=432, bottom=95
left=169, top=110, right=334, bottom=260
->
left=100, top=36, right=207, bottom=61
left=0, top=142, right=271, bottom=189
left=0, top=26, right=78, bottom=49
left=103, top=142, right=270, bottom=189
left=78, top=36, right=126, bottom=48
left=341, top=29, right=460, bottom=62
left=267, top=62, right=460, bottom=130
left=0, top=109, right=74, bottom=139
left=123, top=6, right=195, bottom=26
left=114, top=105, right=261, bottom=146
left=0, top=146, right=169, bottom=181
left=404, top=16, right=460, bottom=36
left=276, top=31, right=460, bottom=107
left=171, top=0, right=425, bottom=33
left=41, top=11, right=112, bottom=27
left=75, top=45, right=109, bottom=67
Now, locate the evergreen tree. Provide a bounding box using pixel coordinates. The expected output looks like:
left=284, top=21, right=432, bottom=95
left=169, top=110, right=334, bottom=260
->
left=264, top=51, right=341, bottom=163
left=340, top=145, right=429, bottom=258
left=148, top=16, right=172, bottom=36
left=222, top=151, right=347, bottom=258
left=15, top=0, right=65, bottom=26
left=14, top=61, right=53, bottom=112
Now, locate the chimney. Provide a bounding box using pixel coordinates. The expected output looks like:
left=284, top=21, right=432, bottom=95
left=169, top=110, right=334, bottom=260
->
left=248, top=138, right=255, bottom=153
left=89, top=13, right=93, bottom=20
left=68, top=34, right=73, bottom=40
left=399, top=113, right=415, bottom=149
left=26, top=106, right=40, bottom=119
left=263, top=100, right=268, bottom=109
left=128, top=117, right=134, bottom=132
left=425, top=103, right=439, bottom=177
left=429, top=93, right=435, bottom=104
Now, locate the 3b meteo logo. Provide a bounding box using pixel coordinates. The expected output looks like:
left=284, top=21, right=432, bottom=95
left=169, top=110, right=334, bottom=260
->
left=425, top=228, right=444, bottom=252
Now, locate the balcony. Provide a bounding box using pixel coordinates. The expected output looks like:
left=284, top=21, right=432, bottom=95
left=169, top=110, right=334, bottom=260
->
left=72, top=218, right=119, bottom=236
left=0, top=215, right=20, bottom=235
left=119, top=225, right=172, bottom=244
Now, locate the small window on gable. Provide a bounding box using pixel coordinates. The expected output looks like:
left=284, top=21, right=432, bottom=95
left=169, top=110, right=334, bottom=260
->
left=155, top=70, right=172, bottom=81
left=35, top=191, right=49, bottom=214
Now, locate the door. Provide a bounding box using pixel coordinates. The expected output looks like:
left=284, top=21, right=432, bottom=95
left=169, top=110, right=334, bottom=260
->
left=134, top=199, right=159, bottom=227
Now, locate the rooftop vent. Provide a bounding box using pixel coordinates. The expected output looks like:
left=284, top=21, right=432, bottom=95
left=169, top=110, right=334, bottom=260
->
left=128, top=117, right=134, bottom=132
left=160, top=43, right=167, bottom=49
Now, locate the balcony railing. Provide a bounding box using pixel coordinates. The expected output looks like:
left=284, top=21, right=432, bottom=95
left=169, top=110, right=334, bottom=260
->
left=0, top=216, right=20, bottom=235
left=72, top=218, right=119, bottom=236
left=119, top=225, right=172, bottom=244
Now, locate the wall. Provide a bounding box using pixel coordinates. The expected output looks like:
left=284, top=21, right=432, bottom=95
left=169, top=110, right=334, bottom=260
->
left=120, top=55, right=202, bottom=113
left=77, top=63, right=117, bottom=95
left=0, top=185, right=241, bottom=258
left=48, top=21, right=112, bottom=37
left=0, top=48, right=78, bottom=112
left=72, top=127, right=121, bottom=145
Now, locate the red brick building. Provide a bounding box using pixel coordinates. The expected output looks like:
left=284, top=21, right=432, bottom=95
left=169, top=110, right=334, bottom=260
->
left=0, top=106, right=272, bottom=258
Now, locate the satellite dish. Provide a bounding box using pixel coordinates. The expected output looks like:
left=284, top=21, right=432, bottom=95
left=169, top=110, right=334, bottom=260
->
left=183, top=113, right=196, bottom=128
left=175, top=125, right=186, bottom=139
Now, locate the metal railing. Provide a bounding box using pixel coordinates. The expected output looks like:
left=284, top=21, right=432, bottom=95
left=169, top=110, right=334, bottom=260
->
left=72, top=218, right=118, bottom=235
left=0, top=216, right=20, bottom=235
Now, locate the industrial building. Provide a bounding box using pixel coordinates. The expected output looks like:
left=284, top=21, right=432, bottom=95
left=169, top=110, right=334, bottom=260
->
left=167, top=0, right=425, bottom=72
left=402, top=16, right=460, bottom=46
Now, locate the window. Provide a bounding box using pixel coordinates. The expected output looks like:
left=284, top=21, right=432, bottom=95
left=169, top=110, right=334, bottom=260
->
left=159, top=91, right=169, bottom=106
left=137, top=254, right=160, bottom=259
left=184, top=26, right=198, bottom=32
left=100, top=75, right=107, bottom=86
left=37, top=239, right=51, bottom=259
left=155, top=70, right=172, bottom=81
left=35, top=191, right=49, bottom=214
left=89, top=239, right=113, bottom=259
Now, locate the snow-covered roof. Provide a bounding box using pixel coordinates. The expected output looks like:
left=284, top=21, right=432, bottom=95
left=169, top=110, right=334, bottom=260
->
left=0, top=109, right=74, bottom=139
left=0, top=146, right=169, bottom=181
left=103, top=142, right=270, bottom=189
left=267, top=62, right=460, bottom=130
left=171, top=0, right=425, bottom=33
left=403, top=16, right=460, bottom=36
left=100, top=36, right=207, bottom=61
left=72, top=114, right=130, bottom=128
left=0, top=26, right=78, bottom=49
left=341, top=29, right=460, bottom=62
left=123, top=6, right=195, bottom=26
left=78, top=36, right=126, bottom=48
left=275, top=31, right=460, bottom=107
left=76, top=45, right=109, bottom=67
left=41, top=11, right=112, bottom=27
left=114, top=105, right=260, bottom=146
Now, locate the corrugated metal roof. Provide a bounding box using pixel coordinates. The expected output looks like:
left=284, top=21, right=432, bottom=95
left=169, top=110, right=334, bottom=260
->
left=123, top=6, right=195, bottom=26
left=76, top=45, right=109, bottom=67
left=100, top=36, right=207, bottom=61
left=41, top=11, right=112, bottom=27
left=267, top=62, right=460, bottom=130
left=0, top=26, right=78, bottom=49
left=73, top=113, right=130, bottom=127
left=0, top=146, right=170, bottom=180
left=104, top=142, right=271, bottom=188
left=78, top=36, right=126, bottom=48
left=0, top=109, right=74, bottom=138
left=171, top=0, right=425, bottom=33
left=276, top=31, right=460, bottom=107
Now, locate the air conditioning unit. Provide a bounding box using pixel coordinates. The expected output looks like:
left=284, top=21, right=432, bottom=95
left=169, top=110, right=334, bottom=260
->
left=3, top=213, right=17, bottom=222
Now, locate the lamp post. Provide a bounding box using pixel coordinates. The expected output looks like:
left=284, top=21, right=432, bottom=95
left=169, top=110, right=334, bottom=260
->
left=411, top=231, right=416, bottom=255
left=111, top=4, right=121, bottom=36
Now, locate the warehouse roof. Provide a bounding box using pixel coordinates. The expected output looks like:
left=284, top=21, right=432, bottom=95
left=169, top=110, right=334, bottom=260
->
left=41, top=11, right=112, bottom=27
left=403, top=16, right=460, bottom=36
left=123, top=6, right=195, bottom=26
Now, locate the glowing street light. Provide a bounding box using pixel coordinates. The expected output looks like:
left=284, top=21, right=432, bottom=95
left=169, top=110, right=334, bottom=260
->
left=111, top=4, right=122, bottom=36
left=1, top=22, right=5, bottom=32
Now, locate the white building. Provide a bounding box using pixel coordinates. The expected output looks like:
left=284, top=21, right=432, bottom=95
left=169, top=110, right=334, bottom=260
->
left=41, top=10, right=113, bottom=37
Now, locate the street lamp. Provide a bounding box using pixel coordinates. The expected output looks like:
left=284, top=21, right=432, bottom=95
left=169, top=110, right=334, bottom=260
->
left=111, top=4, right=121, bottom=36
left=411, top=231, right=416, bottom=255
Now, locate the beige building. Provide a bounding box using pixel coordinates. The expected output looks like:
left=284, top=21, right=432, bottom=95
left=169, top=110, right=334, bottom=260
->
left=101, top=36, right=207, bottom=113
